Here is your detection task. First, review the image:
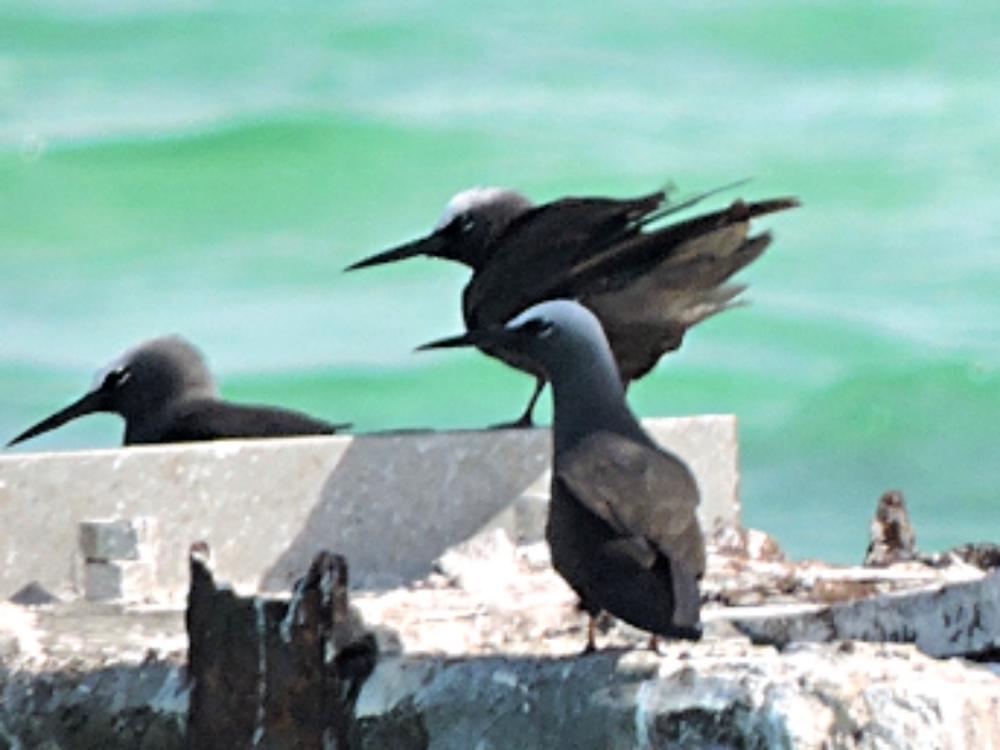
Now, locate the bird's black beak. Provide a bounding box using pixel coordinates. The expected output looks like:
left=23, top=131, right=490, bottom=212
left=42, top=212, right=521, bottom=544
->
left=6, top=388, right=107, bottom=448
left=416, top=330, right=487, bottom=351
left=417, top=321, right=519, bottom=352
left=345, top=232, right=449, bottom=272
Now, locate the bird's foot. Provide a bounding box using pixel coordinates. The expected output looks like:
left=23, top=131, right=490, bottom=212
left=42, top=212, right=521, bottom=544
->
left=487, top=415, right=535, bottom=430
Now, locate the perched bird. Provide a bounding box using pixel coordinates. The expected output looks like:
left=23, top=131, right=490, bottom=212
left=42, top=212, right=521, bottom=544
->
left=350, top=183, right=799, bottom=426
left=420, top=299, right=705, bottom=650
left=864, top=490, right=1000, bottom=571
left=6, top=335, right=346, bottom=448
left=863, top=490, right=919, bottom=567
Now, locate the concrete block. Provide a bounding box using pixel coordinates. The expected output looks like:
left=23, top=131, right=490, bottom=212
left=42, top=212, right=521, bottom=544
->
left=644, top=415, right=740, bottom=535
left=83, top=560, right=157, bottom=602
left=0, top=416, right=740, bottom=600
left=79, top=518, right=158, bottom=561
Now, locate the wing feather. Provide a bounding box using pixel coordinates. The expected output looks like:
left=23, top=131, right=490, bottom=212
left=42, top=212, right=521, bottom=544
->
left=556, top=431, right=705, bottom=576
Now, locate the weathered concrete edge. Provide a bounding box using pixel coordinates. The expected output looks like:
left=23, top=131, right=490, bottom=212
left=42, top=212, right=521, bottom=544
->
left=350, top=647, right=1000, bottom=749
left=0, top=415, right=739, bottom=600
left=730, top=567, right=1000, bottom=659
left=5, top=642, right=1000, bottom=750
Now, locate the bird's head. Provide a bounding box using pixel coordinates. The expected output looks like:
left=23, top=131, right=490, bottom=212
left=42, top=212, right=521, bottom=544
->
left=6, top=335, right=217, bottom=447
left=345, top=187, right=534, bottom=273
left=418, top=298, right=614, bottom=383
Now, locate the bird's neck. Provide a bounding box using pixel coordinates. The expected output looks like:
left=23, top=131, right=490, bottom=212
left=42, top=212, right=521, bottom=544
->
left=549, top=351, right=646, bottom=456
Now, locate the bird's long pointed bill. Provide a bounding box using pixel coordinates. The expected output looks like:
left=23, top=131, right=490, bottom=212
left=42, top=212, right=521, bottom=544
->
left=344, top=233, right=443, bottom=271
left=6, top=390, right=105, bottom=447
left=416, top=331, right=483, bottom=351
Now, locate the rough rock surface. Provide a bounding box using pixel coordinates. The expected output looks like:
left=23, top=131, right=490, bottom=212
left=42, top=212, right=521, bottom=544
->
left=3, top=530, right=1000, bottom=749
left=355, top=642, right=1000, bottom=750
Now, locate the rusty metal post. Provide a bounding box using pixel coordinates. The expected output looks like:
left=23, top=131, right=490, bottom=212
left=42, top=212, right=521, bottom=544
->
left=186, top=543, right=376, bottom=749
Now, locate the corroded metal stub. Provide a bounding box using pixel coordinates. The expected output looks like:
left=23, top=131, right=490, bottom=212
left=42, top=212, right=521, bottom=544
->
left=186, top=544, right=378, bottom=750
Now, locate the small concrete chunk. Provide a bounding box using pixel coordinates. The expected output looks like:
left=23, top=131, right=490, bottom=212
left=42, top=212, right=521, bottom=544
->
left=8, top=582, right=61, bottom=606
left=79, top=518, right=158, bottom=562
left=84, top=560, right=157, bottom=602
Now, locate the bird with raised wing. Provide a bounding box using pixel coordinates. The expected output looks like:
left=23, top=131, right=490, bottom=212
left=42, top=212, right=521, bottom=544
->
left=351, top=183, right=798, bottom=426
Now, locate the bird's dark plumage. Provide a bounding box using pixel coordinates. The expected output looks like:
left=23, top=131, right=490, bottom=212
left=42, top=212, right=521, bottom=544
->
left=420, top=299, right=704, bottom=648
left=863, top=490, right=918, bottom=567
left=351, top=184, right=799, bottom=425
left=6, top=335, right=345, bottom=448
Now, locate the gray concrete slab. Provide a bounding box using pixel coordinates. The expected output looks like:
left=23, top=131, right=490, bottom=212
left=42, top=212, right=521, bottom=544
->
left=0, top=416, right=739, bottom=600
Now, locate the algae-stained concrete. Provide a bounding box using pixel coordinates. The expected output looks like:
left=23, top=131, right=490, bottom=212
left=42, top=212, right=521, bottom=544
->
left=5, top=632, right=1000, bottom=750
left=0, top=416, right=738, bottom=601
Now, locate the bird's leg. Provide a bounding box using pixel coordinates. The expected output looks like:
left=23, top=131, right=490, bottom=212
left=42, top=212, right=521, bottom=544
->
left=647, top=634, right=660, bottom=652
left=582, top=615, right=598, bottom=654
left=490, top=377, right=545, bottom=429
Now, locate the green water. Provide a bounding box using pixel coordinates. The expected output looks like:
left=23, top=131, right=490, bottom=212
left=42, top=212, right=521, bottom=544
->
left=2, top=0, right=999, bottom=563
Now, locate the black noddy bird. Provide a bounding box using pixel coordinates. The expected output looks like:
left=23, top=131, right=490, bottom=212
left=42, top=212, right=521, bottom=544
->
left=350, top=183, right=799, bottom=426
left=6, top=335, right=347, bottom=448
left=863, top=490, right=918, bottom=568
left=420, top=299, right=704, bottom=650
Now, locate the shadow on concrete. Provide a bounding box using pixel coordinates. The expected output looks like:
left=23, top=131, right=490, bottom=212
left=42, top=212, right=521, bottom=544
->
left=260, top=428, right=551, bottom=593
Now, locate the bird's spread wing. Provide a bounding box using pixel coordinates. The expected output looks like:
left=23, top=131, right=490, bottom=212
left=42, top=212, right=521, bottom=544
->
left=575, top=198, right=796, bottom=381
left=556, top=431, right=706, bottom=576
left=566, top=197, right=797, bottom=296
left=157, top=400, right=343, bottom=443
left=465, top=194, right=797, bottom=332
left=463, top=192, right=665, bottom=327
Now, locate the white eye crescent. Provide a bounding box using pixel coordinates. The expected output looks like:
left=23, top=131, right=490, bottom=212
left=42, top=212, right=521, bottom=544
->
left=100, top=366, right=131, bottom=390
left=517, top=318, right=554, bottom=338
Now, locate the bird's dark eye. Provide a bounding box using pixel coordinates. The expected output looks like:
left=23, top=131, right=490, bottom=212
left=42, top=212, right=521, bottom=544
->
left=517, top=318, right=553, bottom=338
left=101, top=367, right=131, bottom=390
left=453, top=216, right=474, bottom=235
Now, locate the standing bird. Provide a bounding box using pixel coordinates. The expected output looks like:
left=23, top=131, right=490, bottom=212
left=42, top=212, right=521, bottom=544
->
left=6, top=335, right=347, bottom=448
left=350, top=183, right=798, bottom=426
left=420, top=299, right=704, bottom=650
left=863, top=490, right=918, bottom=567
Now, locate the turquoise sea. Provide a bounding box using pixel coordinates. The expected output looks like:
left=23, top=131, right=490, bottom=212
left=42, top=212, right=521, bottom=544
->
left=2, top=1, right=998, bottom=563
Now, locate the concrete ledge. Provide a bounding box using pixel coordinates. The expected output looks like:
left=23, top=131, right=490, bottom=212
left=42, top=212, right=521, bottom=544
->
left=0, top=416, right=738, bottom=600
left=730, top=567, right=1000, bottom=659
